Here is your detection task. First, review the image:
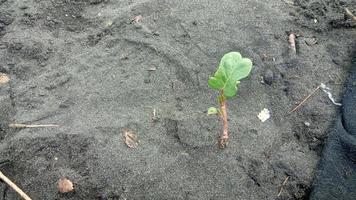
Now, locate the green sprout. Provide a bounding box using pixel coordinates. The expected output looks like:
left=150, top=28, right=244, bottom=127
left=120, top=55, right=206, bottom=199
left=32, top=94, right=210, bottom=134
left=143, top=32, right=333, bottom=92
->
left=208, top=52, right=253, bottom=148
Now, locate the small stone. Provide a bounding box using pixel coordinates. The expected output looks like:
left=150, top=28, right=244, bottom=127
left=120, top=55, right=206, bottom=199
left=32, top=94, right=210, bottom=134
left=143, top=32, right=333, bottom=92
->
left=263, top=69, right=274, bottom=85
left=0, top=65, right=9, bottom=73
left=305, top=37, right=317, bottom=46
left=304, top=121, right=311, bottom=127
left=19, top=5, right=29, bottom=10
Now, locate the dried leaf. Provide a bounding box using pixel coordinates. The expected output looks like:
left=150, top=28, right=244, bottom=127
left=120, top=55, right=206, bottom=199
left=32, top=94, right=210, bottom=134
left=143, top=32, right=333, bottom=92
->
left=58, top=178, right=74, bottom=193
left=0, top=73, right=10, bottom=84
left=124, top=130, right=139, bottom=148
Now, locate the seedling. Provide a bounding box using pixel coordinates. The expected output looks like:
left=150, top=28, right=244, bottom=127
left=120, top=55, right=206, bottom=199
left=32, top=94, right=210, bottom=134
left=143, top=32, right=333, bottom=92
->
left=208, top=52, right=252, bottom=148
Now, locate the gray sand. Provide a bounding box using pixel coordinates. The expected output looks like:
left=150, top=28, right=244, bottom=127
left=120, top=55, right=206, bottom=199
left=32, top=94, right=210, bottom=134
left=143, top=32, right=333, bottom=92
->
left=0, top=0, right=355, bottom=199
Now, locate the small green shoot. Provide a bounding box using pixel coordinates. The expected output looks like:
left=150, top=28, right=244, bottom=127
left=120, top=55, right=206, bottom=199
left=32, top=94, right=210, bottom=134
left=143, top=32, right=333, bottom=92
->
left=207, top=107, right=219, bottom=115
left=208, top=52, right=252, bottom=148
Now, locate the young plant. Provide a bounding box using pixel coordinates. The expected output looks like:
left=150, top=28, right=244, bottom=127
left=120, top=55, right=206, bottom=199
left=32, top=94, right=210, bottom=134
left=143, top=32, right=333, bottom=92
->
left=208, top=52, right=252, bottom=148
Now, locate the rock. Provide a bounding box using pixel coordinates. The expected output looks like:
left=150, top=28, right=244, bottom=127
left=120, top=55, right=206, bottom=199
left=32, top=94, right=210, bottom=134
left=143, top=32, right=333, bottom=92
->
left=305, top=37, right=317, bottom=46
left=263, top=69, right=274, bottom=85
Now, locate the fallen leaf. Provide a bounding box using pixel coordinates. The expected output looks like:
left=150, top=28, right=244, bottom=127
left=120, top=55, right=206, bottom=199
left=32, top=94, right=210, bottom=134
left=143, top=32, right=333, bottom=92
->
left=124, top=130, right=139, bottom=148
left=0, top=73, right=10, bottom=84
left=132, top=15, right=142, bottom=23
left=58, top=178, right=74, bottom=193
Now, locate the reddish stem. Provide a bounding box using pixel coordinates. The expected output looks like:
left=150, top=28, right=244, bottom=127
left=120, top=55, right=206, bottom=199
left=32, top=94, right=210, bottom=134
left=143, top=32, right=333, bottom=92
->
left=219, top=91, right=228, bottom=148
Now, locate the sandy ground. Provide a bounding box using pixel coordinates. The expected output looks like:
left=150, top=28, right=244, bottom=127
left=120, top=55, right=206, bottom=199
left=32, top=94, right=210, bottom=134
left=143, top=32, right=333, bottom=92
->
left=0, top=0, right=355, bottom=199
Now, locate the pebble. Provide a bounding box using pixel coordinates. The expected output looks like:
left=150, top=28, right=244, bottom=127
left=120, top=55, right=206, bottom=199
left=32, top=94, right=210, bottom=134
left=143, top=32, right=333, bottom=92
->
left=305, top=37, right=317, bottom=46
left=263, top=69, right=274, bottom=85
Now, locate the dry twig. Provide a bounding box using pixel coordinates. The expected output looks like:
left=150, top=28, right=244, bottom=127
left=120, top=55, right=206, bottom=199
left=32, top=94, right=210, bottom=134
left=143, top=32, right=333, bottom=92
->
left=345, top=8, right=356, bottom=22
left=8, top=123, right=60, bottom=128
left=289, top=85, right=321, bottom=113
left=277, top=176, right=290, bottom=197
left=0, top=170, right=32, bottom=200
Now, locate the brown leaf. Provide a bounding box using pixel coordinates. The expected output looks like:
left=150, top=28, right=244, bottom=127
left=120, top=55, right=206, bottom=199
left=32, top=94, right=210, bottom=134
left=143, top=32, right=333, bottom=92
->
left=58, top=178, right=74, bottom=193
left=124, top=130, right=139, bottom=148
left=0, top=73, right=10, bottom=84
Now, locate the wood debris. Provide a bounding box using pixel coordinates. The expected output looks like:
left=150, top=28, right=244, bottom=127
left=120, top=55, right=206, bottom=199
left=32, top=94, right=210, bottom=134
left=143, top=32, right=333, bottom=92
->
left=288, top=33, right=296, bottom=53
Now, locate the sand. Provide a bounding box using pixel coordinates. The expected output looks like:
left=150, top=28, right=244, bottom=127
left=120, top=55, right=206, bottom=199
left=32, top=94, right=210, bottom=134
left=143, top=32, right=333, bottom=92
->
left=0, top=0, right=355, bottom=199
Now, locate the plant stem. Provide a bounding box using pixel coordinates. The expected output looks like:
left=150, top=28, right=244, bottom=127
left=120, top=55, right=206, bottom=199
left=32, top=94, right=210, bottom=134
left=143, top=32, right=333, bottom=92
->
left=219, top=91, right=228, bottom=148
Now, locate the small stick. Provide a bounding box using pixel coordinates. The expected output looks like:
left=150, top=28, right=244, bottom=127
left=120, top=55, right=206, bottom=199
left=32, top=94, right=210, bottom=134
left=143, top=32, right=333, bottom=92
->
left=0, top=170, right=32, bottom=200
left=345, top=8, right=356, bottom=22
left=289, top=85, right=321, bottom=113
left=277, top=176, right=290, bottom=197
left=8, top=123, right=60, bottom=128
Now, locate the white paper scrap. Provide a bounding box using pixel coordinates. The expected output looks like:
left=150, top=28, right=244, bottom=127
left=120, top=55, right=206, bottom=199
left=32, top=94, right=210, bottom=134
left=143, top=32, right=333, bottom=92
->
left=258, top=108, right=270, bottom=122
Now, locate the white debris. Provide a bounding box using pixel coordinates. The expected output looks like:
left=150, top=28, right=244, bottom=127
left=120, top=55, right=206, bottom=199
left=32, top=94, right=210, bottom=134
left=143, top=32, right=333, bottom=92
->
left=320, top=83, right=342, bottom=106
left=258, top=108, right=270, bottom=122
left=304, top=121, right=311, bottom=127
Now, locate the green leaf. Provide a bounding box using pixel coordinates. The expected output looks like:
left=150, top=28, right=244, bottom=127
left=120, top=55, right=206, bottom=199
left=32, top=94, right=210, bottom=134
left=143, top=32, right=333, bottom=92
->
left=208, top=52, right=252, bottom=98
left=207, top=107, right=219, bottom=115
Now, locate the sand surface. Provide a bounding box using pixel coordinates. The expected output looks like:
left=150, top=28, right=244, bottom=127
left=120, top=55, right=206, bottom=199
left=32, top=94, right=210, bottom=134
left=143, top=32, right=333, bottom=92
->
left=0, top=0, right=355, bottom=199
